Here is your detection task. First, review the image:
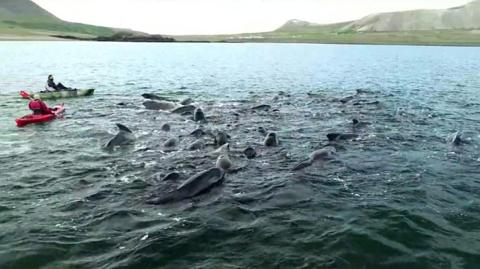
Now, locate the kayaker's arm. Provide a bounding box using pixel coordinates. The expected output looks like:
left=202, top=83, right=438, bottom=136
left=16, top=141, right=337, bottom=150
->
left=39, top=101, right=53, bottom=114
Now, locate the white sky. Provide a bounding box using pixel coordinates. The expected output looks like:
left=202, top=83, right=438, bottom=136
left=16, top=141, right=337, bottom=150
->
left=33, top=0, right=471, bottom=35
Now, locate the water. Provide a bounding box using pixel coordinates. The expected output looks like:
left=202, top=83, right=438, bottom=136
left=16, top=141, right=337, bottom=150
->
left=1, top=42, right=480, bottom=268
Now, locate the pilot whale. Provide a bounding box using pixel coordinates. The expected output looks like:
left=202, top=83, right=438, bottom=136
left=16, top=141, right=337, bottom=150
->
left=147, top=168, right=225, bottom=204
left=104, top=124, right=135, bottom=149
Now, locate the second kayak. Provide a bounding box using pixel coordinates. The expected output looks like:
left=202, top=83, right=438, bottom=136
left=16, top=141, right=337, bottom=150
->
left=21, top=89, right=95, bottom=100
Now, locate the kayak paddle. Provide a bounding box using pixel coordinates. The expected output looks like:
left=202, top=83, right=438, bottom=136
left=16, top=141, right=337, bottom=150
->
left=20, top=90, right=34, bottom=100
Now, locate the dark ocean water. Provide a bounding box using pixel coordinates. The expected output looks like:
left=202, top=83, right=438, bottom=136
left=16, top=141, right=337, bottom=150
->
left=1, top=42, right=480, bottom=269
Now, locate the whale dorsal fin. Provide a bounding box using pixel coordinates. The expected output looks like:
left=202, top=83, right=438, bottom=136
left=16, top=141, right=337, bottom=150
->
left=116, top=124, right=133, bottom=133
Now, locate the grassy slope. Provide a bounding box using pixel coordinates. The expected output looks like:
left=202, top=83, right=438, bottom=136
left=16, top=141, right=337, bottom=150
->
left=0, top=21, right=116, bottom=39
left=174, top=8, right=480, bottom=46
left=0, top=20, right=116, bottom=37
left=249, top=30, right=480, bottom=46
left=0, top=0, right=116, bottom=39
left=174, top=26, right=480, bottom=46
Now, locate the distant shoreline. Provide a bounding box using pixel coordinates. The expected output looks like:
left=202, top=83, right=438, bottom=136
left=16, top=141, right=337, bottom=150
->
left=1, top=35, right=480, bottom=47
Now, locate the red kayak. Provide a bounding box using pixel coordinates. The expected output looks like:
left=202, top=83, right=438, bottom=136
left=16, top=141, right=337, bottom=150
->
left=15, top=105, right=65, bottom=127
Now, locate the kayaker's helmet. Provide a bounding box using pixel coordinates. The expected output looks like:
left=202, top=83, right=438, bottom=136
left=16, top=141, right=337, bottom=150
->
left=28, top=100, right=42, bottom=110
left=48, top=75, right=53, bottom=79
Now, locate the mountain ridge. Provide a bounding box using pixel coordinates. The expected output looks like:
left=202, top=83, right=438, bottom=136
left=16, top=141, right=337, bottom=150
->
left=1, top=0, right=480, bottom=45
left=174, top=0, right=480, bottom=46
left=342, top=0, right=480, bottom=32
left=0, top=0, right=173, bottom=41
left=0, top=0, right=60, bottom=21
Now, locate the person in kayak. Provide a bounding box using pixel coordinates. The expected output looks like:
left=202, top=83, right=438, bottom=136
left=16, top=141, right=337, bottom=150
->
left=28, top=99, right=53, bottom=115
left=46, top=75, right=70, bottom=91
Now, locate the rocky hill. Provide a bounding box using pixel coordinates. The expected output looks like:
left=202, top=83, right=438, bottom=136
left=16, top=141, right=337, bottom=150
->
left=343, top=0, right=480, bottom=32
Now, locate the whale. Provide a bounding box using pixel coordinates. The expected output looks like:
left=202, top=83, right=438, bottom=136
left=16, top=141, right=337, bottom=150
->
left=449, top=131, right=468, bottom=146
left=292, top=146, right=336, bottom=171
left=147, top=168, right=225, bottom=204
left=258, top=126, right=267, bottom=136
left=243, top=147, right=257, bottom=159
left=216, top=154, right=232, bottom=171
left=180, top=98, right=193, bottom=105
left=159, top=172, right=181, bottom=182
left=142, top=93, right=175, bottom=102
left=214, top=131, right=229, bottom=146
left=143, top=100, right=176, bottom=111
left=352, top=119, right=370, bottom=128
left=264, top=132, right=279, bottom=147
left=191, top=128, right=206, bottom=137
left=193, top=107, right=206, bottom=122
left=327, top=133, right=358, bottom=141
left=212, top=143, right=230, bottom=155
left=104, top=124, right=135, bottom=149
left=171, top=105, right=196, bottom=114
left=339, top=96, right=355, bottom=104
left=251, top=104, right=271, bottom=111
left=161, top=123, right=171, bottom=132
left=164, top=137, right=179, bottom=148
left=188, top=139, right=205, bottom=151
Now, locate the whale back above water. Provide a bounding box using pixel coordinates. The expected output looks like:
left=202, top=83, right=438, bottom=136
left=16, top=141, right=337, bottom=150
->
left=143, top=100, right=176, bottom=111
left=172, top=105, right=197, bottom=114
left=142, top=93, right=176, bottom=102
left=148, top=168, right=225, bottom=204
left=292, top=146, right=337, bottom=171
left=177, top=168, right=225, bottom=196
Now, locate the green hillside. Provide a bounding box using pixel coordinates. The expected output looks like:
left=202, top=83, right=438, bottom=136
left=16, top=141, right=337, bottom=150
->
left=174, top=27, right=480, bottom=47
left=0, top=0, right=60, bottom=22
left=0, top=0, right=117, bottom=39
left=175, top=1, right=480, bottom=46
